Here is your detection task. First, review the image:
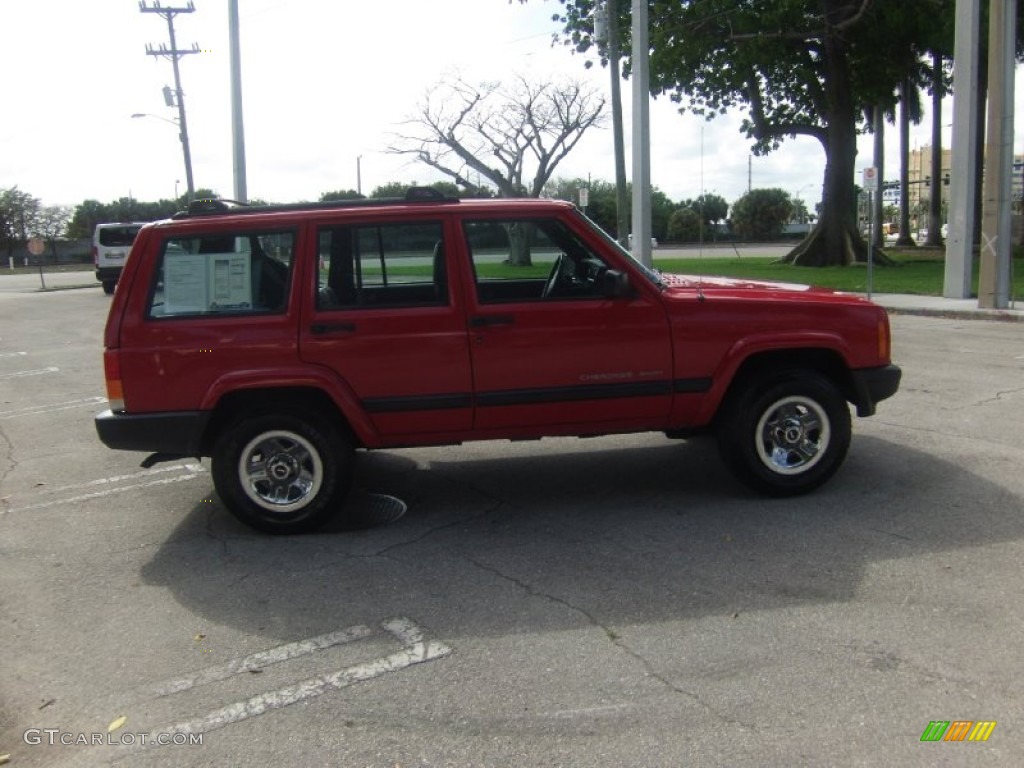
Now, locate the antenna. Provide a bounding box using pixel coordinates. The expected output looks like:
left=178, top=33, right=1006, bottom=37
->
left=697, top=125, right=705, bottom=302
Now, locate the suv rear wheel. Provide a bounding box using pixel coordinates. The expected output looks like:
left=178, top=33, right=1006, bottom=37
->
left=212, top=411, right=353, bottom=534
left=717, top=370, right=851, bottom=496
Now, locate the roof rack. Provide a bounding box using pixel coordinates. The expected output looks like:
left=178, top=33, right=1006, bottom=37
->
left=173, top=186, right=460, bottom=219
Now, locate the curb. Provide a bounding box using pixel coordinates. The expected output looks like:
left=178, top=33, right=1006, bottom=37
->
left=882, top=306, right=1024, bottom=322
left=36, top=284, right=98, bottom=293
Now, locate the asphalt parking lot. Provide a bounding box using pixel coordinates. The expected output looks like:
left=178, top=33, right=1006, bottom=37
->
left=1, top=279, right=1023, bottom=767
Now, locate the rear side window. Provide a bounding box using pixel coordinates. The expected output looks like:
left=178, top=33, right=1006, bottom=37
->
left=316, top=221, right=446, bottom=310
left=98, top=226, right=142, bottom=247
left=147, top=230, right=295, bottom=318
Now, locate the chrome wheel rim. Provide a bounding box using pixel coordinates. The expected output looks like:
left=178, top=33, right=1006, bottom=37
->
left=238, top=430, right=323, bottom=513
left=755, top=396, right=830, bottom=475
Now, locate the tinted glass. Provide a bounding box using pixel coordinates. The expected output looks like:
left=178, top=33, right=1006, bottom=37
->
left=98, top=226, right=142, bottom=247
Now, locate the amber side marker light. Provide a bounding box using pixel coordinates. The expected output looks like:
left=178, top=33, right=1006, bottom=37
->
left=878, top=315, right=891, bottom=361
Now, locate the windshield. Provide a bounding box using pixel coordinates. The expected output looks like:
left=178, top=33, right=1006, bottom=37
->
left=574, top=209, right=665, bottom=288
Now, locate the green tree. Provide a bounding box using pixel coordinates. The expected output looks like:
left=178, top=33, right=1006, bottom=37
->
left=33, top=205, right=72, bottom=259
left=667, top=207, right=701, bottom=242
left=67, top=199, right=108, bottom=239
left=367, top=181, right=464, bottom=199
left=544, top=178, right=675, bottom=242
left=693, top=193, right=729, bottom=229
left=731, top=188, right=793, bottom=241
left=532, top=0, right=947, bottom=266
left=0, top=186, right=40, bottom=258
left=545, top=178, right=621, bottom=236
left=319, top=189, right=365, bottom=201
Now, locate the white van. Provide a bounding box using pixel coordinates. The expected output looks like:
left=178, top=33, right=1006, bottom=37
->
left=93, top=222, right=146, bottom=294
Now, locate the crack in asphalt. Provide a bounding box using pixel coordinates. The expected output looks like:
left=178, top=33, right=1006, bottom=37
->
left=372, top=472, right=507, bottom=558
left=465, top=556, right=758, bottom=732
left=973, top=386, right=1024, bottom=407
left=0, top=422, right=17, bottom=515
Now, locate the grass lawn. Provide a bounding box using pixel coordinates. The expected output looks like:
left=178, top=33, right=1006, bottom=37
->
left=653, top=249, right=1024, bottom=297
left=24, top=249, right=1017, bottom=300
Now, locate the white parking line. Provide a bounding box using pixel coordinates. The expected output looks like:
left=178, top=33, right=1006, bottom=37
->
left=136, top=619, right=451, bottom=747
left=14, top=463, right=204, bottom=499
left=7, top=469, right=206, bottom=514
left=0, top=366, right=59, bottom=380
left=153, top=624, right=374, bottom=697
left=0, top=395, right=106, bottom=418
left=0, top=350, right=28, bottom=358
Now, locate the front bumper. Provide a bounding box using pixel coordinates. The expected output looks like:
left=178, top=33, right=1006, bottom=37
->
left=95, top=409, right=210, bottom=455
left=850, top=364, right=902, bottom=417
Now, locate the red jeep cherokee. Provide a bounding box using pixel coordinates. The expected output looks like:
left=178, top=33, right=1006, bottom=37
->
left=96, top=191, right=900, bottom=534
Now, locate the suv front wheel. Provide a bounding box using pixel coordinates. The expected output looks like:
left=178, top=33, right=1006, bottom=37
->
left=212, top=411, right=353, bottom=534
left=717, top=371, right=851, bottom=496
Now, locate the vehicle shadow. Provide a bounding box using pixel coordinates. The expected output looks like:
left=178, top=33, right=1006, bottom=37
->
left=139, top=433, right=1024, bottom=642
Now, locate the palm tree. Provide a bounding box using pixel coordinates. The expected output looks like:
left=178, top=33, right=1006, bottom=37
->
left=895, top=78, right=924, bottom=247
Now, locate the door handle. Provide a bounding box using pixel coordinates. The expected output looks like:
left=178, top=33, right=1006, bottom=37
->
left=470, top=315, right=515, bottom=328
left=310, top=322, right=357, bottom=335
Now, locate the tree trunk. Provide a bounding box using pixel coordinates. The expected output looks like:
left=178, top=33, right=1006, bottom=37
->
left=973, top=48, right=988, bottom=247
left=872, top=106, right=885, bottom=251
left=925, top=53, right=945, bottom=247
left=782, top=5, right=867, bottom=266
left=896, top=78, right=916, bottom=247
left=506, top=222, right=533, bottom=267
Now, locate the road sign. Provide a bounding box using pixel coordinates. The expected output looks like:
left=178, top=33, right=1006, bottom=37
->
left=862, top=167, right=879, bottom=192
left=27, top=237, right=45, bottom=256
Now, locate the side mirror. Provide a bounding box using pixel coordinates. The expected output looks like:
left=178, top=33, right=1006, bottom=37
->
left=601, top=269, right=631, bottom=299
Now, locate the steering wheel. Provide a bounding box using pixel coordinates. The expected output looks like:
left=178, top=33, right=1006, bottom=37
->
left=542, top=254, right=568, bottom=299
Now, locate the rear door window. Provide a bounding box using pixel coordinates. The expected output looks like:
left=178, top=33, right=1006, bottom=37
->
left=98, top=226, right=142, bottom=247
left=147, top=230, right=295, bottom=318
left=316, top=221, right=447, bottom=310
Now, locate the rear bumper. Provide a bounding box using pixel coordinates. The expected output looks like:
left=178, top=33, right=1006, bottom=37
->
left=95, top=409, right=210, bottom=455
left=95, top=266, right=123, bottom=282
left=850, top=364, right=902, bottom=417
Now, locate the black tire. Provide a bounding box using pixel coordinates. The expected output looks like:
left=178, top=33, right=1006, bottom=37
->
left=212, top=411, right=353, bottom=534
left=102, top=280, right=116, bottom=295
left=717, top=370, right=851, bottom=496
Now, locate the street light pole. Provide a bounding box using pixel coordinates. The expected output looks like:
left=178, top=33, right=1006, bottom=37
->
left=229, top=0, right=248, bottom=203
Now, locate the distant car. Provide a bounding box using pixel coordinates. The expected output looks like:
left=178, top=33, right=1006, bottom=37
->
left=627, top=233, right=658, bottom=248
left=93, top=222, right=145, bottom=294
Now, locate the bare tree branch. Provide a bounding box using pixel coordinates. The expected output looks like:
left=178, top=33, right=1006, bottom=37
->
left=388, top=74, right=606, bottom=198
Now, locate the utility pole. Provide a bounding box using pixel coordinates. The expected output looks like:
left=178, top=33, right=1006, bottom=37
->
left=141, top=1, right=199, bottom=204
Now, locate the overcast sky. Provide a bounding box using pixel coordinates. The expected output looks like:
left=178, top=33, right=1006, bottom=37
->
left=1, top=1, right=1018, bottom=211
